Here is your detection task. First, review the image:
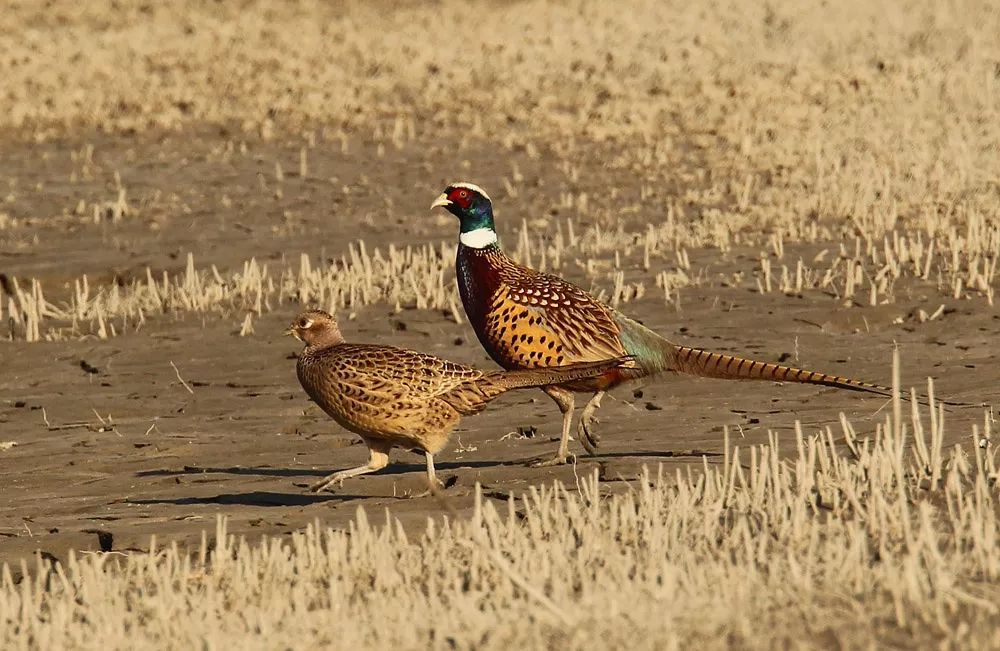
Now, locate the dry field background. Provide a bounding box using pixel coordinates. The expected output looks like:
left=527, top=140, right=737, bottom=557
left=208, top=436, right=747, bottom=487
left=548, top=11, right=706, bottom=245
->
left=1, top=0, right=999, bottom=647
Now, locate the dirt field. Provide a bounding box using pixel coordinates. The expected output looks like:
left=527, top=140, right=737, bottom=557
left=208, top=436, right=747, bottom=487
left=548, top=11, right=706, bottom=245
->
left=1, top=128, right=991, bottom=563
left=1, top=1, right=999, bottom=647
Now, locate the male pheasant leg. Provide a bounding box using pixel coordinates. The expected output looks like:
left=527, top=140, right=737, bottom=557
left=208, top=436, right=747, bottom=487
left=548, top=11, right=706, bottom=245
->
left=578, top=390, right=605, bottom=455
left=531, top=386, right=575, bottom=467
left=309, top=443, right=390, bottom=493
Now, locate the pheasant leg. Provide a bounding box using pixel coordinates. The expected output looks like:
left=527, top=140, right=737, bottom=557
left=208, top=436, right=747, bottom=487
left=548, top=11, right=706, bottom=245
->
left=309, top=445, right=390, bottom=493
left=411, top=451, right=447, bottom=498
left=578, top=390, right=606, bottom=455
left=531, top=387, right=576, bottom=467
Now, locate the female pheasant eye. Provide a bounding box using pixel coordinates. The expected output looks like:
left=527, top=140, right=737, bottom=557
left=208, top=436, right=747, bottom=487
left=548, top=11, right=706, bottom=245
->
left=299, top=318, right=311, bottom=328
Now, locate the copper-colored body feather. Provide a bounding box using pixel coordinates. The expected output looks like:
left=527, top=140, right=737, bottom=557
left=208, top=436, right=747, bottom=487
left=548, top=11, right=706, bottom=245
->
left=288, top=309, right=632, bottom=492
left=463, top=246, right=634, bottom=392
left=434, top=182, right=902, bottom=466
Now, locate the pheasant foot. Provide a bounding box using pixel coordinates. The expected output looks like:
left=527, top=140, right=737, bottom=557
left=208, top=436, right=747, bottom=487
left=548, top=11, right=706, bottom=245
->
left=529, top=452, right=576, bottom=467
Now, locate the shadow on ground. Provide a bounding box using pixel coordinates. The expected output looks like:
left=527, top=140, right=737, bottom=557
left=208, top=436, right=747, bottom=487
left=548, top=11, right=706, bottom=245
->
left=128, top=491, right=357, bottom=507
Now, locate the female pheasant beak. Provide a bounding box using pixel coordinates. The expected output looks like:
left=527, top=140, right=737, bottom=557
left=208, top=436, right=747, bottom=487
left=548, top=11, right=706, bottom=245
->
left=430, top=193, right=452, bottom=210
left=284, top=325, right=302, bottom=341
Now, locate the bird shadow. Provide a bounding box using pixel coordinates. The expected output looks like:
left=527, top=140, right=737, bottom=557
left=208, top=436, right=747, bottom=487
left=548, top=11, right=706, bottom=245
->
left=137, top=458, right=518, bottom=479
left=369, top=459, right=521, bottom=477
left=584, top=449, right=724, bottom=460
left=137, top=466, right=326, bottom=478
left=128, top=491, right=357, bottom=507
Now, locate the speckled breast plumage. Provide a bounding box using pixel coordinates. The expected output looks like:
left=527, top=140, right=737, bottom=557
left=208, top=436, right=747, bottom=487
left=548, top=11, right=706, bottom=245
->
left=457, top=244, right=635, bottom=391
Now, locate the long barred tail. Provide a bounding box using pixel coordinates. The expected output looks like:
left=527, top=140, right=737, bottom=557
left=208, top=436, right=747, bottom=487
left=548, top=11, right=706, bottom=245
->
left=672, top=346, right=893, bottom=397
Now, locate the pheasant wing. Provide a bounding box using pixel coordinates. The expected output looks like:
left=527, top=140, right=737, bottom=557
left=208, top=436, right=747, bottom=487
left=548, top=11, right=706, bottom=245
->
left=305, top=345, right=480, bottom=437
left=331, top=345, right=484, bottom=397
left=484, top=272, right=626, bottom=368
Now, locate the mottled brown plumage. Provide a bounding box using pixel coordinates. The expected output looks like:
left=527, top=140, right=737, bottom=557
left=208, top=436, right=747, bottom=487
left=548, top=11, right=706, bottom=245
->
left=287, top=309, right=633, bottom=493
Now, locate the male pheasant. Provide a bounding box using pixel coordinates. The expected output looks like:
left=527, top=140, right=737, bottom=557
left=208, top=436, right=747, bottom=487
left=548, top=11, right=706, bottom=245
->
left=432, top=182, right=901, bottom=466
left=287, top=309, right=633, bottom=492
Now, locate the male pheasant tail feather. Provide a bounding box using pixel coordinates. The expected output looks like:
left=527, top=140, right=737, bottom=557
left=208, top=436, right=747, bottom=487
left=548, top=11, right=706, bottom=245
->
left=613, top=312, right=894, bottom=397
left=670, top=345, right=892, bottom=396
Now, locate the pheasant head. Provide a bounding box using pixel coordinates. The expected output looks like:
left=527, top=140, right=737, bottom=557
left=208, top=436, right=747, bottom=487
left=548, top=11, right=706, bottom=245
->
left=431, top=182, right=498, bottom=249
left=285, top=309, right=345, bottom=348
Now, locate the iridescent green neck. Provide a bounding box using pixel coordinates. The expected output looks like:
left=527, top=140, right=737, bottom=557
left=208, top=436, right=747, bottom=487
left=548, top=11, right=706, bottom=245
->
left=458, top=203, right=495, bottom=234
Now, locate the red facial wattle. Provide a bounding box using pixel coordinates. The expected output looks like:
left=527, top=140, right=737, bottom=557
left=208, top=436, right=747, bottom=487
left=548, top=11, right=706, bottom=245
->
left=448, top=188, right=473, bottom=209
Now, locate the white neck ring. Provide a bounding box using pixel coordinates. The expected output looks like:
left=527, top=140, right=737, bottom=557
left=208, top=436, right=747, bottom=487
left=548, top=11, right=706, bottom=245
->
left=459, top=228, right=498, bottom=249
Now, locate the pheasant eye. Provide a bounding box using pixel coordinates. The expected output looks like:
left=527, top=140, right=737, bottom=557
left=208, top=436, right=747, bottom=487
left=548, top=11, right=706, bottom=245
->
left=459, top=190, right=468, bottom=198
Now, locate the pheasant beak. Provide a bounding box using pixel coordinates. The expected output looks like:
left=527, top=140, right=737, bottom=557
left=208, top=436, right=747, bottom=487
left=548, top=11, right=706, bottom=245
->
left=430, top=193, right=452, bottom=210
left=284, top=327, right=301, bottom=340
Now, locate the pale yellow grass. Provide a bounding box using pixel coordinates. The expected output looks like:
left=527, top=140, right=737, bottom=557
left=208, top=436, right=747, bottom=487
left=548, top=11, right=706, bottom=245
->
left=4, top=208, right=996, bottom=341
left=2, top=218, right=694, bottom=341
left=2, top=0, right=998, bottom=340
left=2, top=3, right=999, bottom=647
left=3, top=0, right=998, bottom=236
left=2, top=375, right=998, bottom=649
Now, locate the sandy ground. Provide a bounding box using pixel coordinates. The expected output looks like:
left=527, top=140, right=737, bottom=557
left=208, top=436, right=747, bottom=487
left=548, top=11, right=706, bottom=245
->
left=1, top=131, right=994, bottom=567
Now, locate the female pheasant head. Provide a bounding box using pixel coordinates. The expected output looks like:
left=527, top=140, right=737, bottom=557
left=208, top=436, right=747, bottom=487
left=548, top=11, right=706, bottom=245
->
left=430, top=182, right=498, bottom=249
left=285, top=309, right=345, bottom=348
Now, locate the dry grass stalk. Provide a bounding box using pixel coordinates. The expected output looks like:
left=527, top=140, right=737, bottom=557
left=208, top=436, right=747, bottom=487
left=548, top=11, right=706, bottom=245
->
left=1, top=393, right=997, bottom=648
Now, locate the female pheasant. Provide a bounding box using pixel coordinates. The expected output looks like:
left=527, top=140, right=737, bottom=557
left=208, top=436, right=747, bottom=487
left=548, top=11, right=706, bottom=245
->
left=432, top=182, right=901, bottom=466
left=287, top=309, right=633, bottom=492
